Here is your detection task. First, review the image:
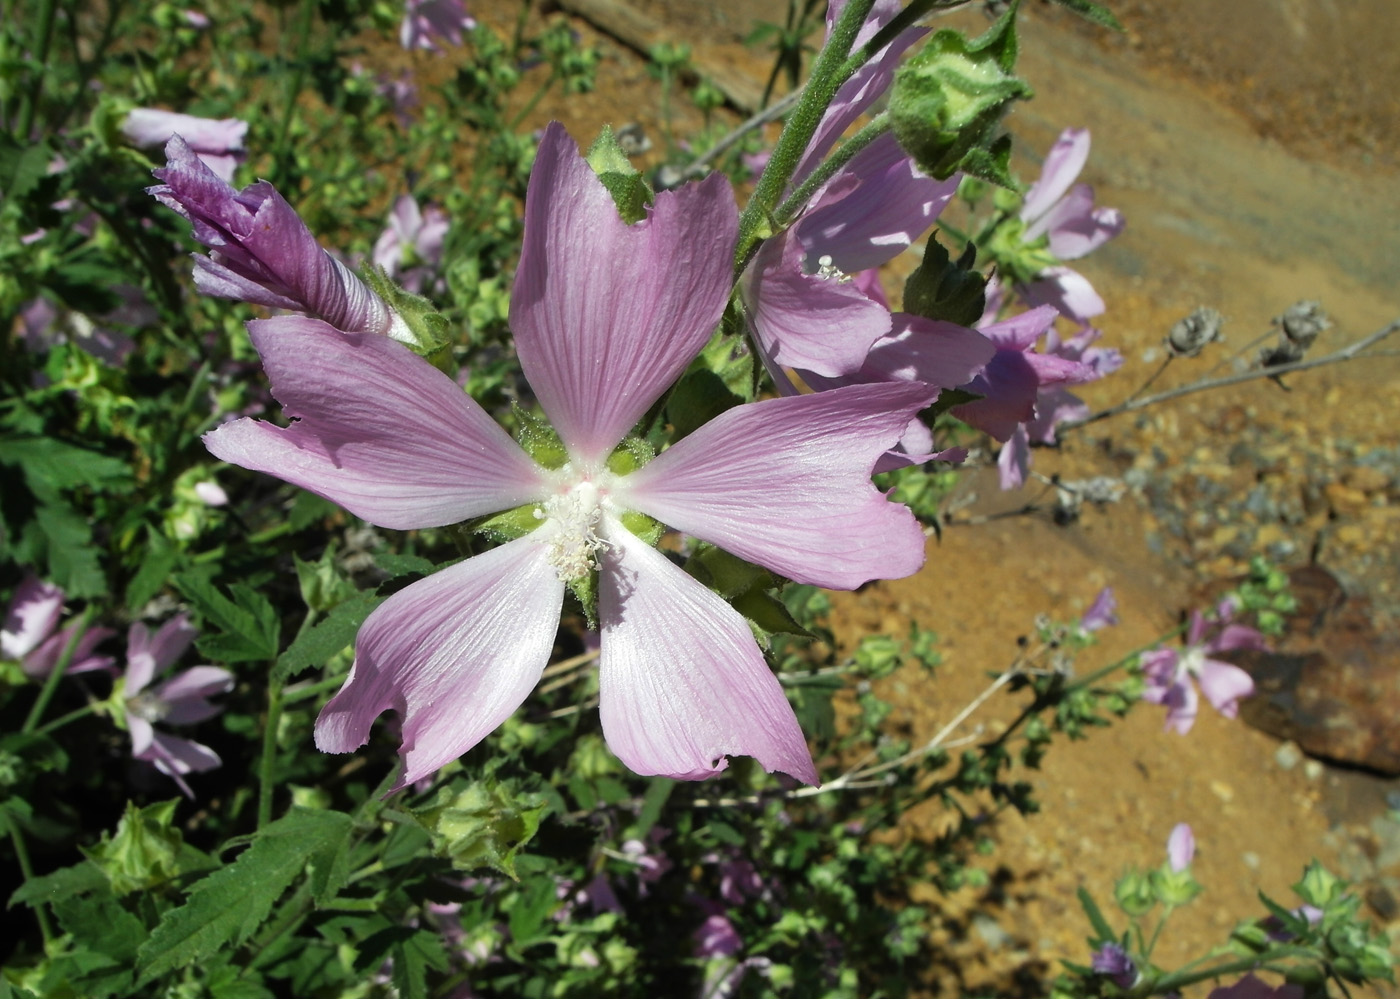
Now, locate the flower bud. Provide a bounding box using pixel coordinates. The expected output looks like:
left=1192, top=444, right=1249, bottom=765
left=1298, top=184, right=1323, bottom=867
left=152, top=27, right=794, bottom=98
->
left=1166, top=306, right=1224, bottom=357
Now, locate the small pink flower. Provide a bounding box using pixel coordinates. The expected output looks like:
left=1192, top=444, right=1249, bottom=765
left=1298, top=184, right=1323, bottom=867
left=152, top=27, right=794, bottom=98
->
left=1167, top=822, right=1195, bottom=871
left=1140, top=608, right=1266, bottom=734
left=400, top=0, right=474, bottom=51
left=122, top=614, right=234, bottom=797
left=2, top=574, right=116, bottom=678
left=373, top=195, right=449, bottom=295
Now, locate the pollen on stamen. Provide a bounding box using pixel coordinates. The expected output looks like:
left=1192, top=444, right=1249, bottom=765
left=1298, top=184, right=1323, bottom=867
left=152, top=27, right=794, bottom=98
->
left=540, top=485, right=608, bottom=582
left=814, top=253, right=852, bottom=283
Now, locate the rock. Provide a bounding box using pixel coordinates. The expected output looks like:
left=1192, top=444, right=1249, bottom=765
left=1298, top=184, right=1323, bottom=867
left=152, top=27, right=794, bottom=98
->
left=1225, top=567, right=1400, bottom=774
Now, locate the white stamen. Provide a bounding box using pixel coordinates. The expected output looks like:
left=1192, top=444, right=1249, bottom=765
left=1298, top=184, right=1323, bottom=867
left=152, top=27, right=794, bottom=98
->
left=541, top=481, right=608, bottom=582
left=127, top=689, right=170, bottom=723
left=814, top=253, right=851, bottom=282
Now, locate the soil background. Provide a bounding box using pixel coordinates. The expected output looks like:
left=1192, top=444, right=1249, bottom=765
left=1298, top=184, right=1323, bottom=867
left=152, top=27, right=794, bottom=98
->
left=468, top=0, right=1400, bottom=993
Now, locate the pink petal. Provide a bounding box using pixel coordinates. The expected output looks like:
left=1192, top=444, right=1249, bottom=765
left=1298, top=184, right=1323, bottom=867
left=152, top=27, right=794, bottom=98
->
left=1209, top=624, right=1269, bottom=654
left=1042, top=186, right=1125, bottom=260
left=1167, top=821, right=1195, bottom=871
left=122, top=109, right=247, bottom=154
left=155, top=667, right=235, bottom=725
left=1161, top=676, right=1198, bottom=734
left=314, top=536, right=565, bottom=790
left=798, top=135, right=959, bottom=274
left=511, top=123, right=738, bottom=467
left=1019, top=267, right=1105, bottom=323
left=204, top=318, right=549, bottom=530
left=1021, top=128, right=1090, bottom=231
left=1197, top=659, right=1254, bottom=718
left=2, top=574, right=64, bottom=660
left=854, top=314, right=996, bottom=388
left=744, top=235, right=892, bottom=378
left=135, top=730, right=223, bottom=798
left=977, top=305, right=1060, bottom=350
left=126, top=614, right=199, bottom=694
left=596, top=520, right=817, bottom=784
left=23, top=623, right=117, bottom=679
left=997, top=423, right=1030, bottom=489
left=621, top=382, right=934, bottom=590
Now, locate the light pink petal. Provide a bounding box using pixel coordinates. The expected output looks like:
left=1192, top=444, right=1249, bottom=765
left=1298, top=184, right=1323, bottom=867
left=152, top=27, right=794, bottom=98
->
left=155, top=667, right=235, bottom=725
left=1186, top=609, right=1210, bottom=647
left=23, top=623, right=117, bottom=679
left=1021, top=128, right=1090, bottom=230
left=2, top=574, right=64, bottom=660
left=596, top=520, right=816, bottom=784
left=204, top=318, right=549, bottom=530
left=1019, top=267, right=1105, bottom=323
left=122, top=109, right=247, bottom=154
left=135, top=730, right=222, bottom=798
left=621, top=382, right=934, bottom=589
left=1208, top=624, right=1269, bottom=655
left=794, top=0, right=925, bottom=184
left=126, top=613, right=199, bottom=693
left=1197, top=659, right=1254, bottom=718
left=314, top=536, right=565, bottom=790
left=744, top=236, right=892, bottom=378
left=1167, top=822, right=1195, bottom=871
left=855, top=314, right=996, bottom=388
left=997, top=424, right=1031, bottom=490
left=1027, top=387, right=1090, bottom=445
left=127, top=715, right=155, bottom=756
left=1138, top=648, right=1179, bottom=691
left=798, top=135, right=959, bottom=274
left=1161, top=675, right=1198, bottom=734
left=511, top=123, right=738, bottom=467
left=977, top=305, right=1060, bottom=349
left=1041, top=186, right=1125, bottom=260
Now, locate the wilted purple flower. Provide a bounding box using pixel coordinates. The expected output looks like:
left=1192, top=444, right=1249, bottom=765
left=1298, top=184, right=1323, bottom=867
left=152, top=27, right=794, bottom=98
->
left=373, top=195, right=449, bottom=295
left=1140, top=609, right=1266, bottom=734
left=1091, top=942, right=1138, bottom=989
left=122, top=108, right=247, bottom=183
left=400, top=0, right=475, bottom=51
left=694, top=913, right=742, bottom=959
left=122, top=614, right=233, bottom=797
left=717, top=857, right=766, bottom=905
left=1015, top=129, right=1124, bottom=324
left=204, top=123, right=934, bottom=789
left=1208, top=974, right=1304, bottom=999
left=1167, top=822, right=1195, bottom=871
left=1079, top=587, right=1119, bottom=634
left=149, top=137, right=410, bottom=341
left=3, top=574, right=116, bottom=678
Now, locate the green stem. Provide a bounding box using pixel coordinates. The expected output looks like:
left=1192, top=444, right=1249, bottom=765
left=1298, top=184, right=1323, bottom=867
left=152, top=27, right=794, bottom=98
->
left=1064, top=623, right=1188, bottom=693
left=271, top=0, right=317, bottom=180
left=773, top=110, right=889, bottom=226
left=35, top=700, right=99, bottom=736
left=1146, top=954, right=1305, bottom=996
left=4, top=809, right=53, bottom=944
left=283, top=673, right=349, bottom=704
left=22, top=605, right=95, bottom=734
left=16, top=0, right=59, bottom=139
left=256, top=679, right=284, bottom=830
left=735, top=0, right=877, bottom=269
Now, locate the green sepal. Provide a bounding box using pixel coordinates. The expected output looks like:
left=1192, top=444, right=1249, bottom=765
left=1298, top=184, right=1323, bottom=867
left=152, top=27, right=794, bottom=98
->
left=409, top=779, right=549, bottom=880
left=606, top=435, right=655, bottom=476
left=80, top=800, right=214, bottom=897
left=568, top=571, right=600, bottom=631
left=902, top=233, right=988, bottom=326
left=363, top=267, right=452, bottom=357
left=685, top=544, right=808, bottom=639
left=620, top=509, right=664, bottom=547
left=1046, top=0, right=1123, bottom=31
left=983, top=215, right=1057, bottom=285
left=889, top=2, right=1032, bottom=184
left=587, top=126, right=654, bottom=224
left=474, top=502, right=546, bottom=544
left=667, top=368, right=746, bottom=440
left=513, top=405, right=568, bottom=470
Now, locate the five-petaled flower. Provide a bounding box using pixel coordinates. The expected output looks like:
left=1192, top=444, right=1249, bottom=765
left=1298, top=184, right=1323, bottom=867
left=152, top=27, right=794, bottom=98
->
left=205, top=123, right=934, bottom=789
left=121, top=614, right=234, bottom=798
left=1139, top=604, right=1266, bottom=734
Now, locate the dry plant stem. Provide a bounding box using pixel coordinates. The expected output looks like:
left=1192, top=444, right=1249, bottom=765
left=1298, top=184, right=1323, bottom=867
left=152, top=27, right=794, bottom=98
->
left=692, top=668, right=1019, bottom=808
left=1063, top=317, right=1400, bottom=432
left=682, top=90, right=802, bottom=180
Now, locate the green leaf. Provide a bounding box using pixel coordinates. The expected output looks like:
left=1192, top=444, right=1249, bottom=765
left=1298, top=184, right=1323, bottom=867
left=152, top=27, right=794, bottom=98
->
left=1047, top=0, right=1122, bottom=30
left=903, top=233, right=988, bottom=326
left=273, top=590, right=383, bottom=684
left=136, top=808, right=354, bottom=982
left=373, top=552, right=437, bottom=578
left=507, top=875, right=560, bottom=947
left=126, top=525, right=179, bottom=611
left=411, top=780, right=549, bottom=880
left=0, top=437, right=131, bottom=492
left=1076, top=886, right=1117, bottom=942
left=627, top=779, right=674, bottom=841
left=392, top=928, right=451, bottom=999
left=8, top=860, right=107, bottom=908
left=53, top=885, right=145, bottom=997
left=667, top=369, right=745, bottom=440
left=174, top=572, right=281, bottom=662
left=32, top=492, right=106, bottom=597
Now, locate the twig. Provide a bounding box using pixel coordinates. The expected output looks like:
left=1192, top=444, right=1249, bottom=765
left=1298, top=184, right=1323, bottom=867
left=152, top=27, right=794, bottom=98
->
left=682, top=89, right=802, bottom=179
left=1062, top=318, right=1400, bottom=432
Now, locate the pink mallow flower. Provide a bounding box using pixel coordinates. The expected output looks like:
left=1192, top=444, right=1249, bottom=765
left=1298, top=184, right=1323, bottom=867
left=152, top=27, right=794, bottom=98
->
left=373, top=195, right=449, bottom=295
left=400, top=0, right=474, bottom=51
left=121, top=614, right=233, bottom=798
left=1167, top=822, right=1195, bottom=871
left=1139, top=605, right=1266, bottom=734
left=149, top=137, right=412, bottom=342
left=2, top=574, right=116, bottom=678
left=121, top=108, right=247, bottom=183
left=204, top=123, right=934, bottom=789
left=1015, top=128, right=1124, bottom=324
